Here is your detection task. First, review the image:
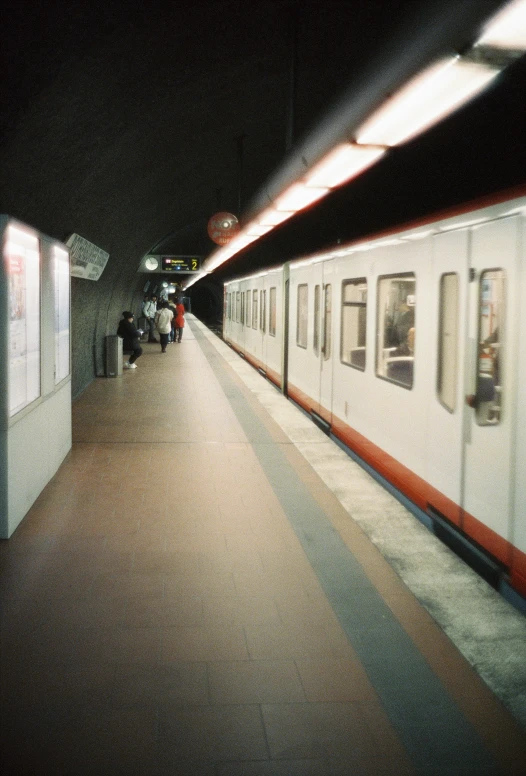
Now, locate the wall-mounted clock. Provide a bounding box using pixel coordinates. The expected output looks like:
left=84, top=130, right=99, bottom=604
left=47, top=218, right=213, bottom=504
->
left=144, top=256, right=159, bottom=271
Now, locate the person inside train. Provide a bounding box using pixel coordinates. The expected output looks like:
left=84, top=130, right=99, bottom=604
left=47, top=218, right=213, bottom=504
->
left=394, top=303, right=415, bottom=355
left=385, top=303, right=415, bottom=357
left=117, top=311, right=143, bottom=369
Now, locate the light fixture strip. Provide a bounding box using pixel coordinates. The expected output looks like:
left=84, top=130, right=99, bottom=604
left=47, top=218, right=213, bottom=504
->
left=196, top=1, right=524, bottom=279
left=274, top=182, right=328, bottom=212
left=355, top=56, right=501, bottom=146
left=476, top=0, right=526, bottom=50
left=304, top=143, right=387, bottom=189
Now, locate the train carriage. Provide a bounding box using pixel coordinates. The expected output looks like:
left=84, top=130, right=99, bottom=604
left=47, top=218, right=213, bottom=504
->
left=223, top=188, right=526, bottom=599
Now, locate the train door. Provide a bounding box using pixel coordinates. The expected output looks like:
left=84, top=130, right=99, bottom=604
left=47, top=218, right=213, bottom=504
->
left=260, top=281, right=268, bottom=373
left=427, top=229, right=469, bottom=525
left=318, top=260, right=335, bottom=425
left=462, top=215, right=519, bottom=561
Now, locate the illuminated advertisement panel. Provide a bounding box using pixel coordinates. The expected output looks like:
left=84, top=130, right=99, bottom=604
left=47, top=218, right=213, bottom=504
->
left=6, top=225, right=41, bottom=416
left=54, top=245, right=70, bottom=384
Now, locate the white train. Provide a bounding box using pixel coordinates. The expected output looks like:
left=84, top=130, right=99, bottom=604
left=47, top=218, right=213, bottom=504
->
left=223, top=187, right=526, bottom=603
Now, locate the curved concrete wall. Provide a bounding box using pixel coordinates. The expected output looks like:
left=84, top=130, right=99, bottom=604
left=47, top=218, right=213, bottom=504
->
left=1, top=3, right=523, bottom=399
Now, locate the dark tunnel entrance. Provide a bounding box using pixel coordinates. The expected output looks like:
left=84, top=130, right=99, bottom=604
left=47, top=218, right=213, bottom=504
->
left=189, top=279, right=224, bottom=335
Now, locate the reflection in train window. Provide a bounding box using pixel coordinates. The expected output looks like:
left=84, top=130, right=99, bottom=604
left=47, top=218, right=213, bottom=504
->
left=476, top=269, right=504, bottom=426
left=236, top=291, right=241, bottom=322
left=376, top=273, right=415, bottom=389
left=341, top=278, right=367, bottom=371
left=313, top=285, right=321, bottom=356
left=437, top=273, right=459, bottom=412
left=260, top=290, right=266, bottom=333
left=323, top=284, right=332, bottom=361
left=297, top=284, right=308, bottom=348
left=246, top=290, right=251, bottom=327
left=241, top=291, right=245, bottom=325
left=269, top=287, right=277, bottom=336
left=252, top=290, right=258, bottom=329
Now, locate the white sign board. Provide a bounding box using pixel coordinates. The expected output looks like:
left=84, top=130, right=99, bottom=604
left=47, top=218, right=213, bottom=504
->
left=66, top=233, right=109, bottom=280
left=5, top=224, right=41, bottom=415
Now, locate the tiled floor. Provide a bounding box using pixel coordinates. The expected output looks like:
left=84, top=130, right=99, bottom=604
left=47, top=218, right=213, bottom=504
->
left=1, top=318, right=525, bottom=775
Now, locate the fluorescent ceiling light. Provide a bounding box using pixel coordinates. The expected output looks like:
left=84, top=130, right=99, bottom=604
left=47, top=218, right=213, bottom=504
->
left=184, top=271, right=208, bottom=289
left=305, top=143, right=386, bottom=188
left=355, top=56, right=500, bottom=146
left=477, top=0, right=526, bottom=50
left=274, top=182, right=328, bottom=212
left=228, top=234, right=257, bottom=251
left=258, top=208, right=295, bottom=226
left=205, top=247, right=236, bottom=272
left=245, top=223, right=273, bottom=237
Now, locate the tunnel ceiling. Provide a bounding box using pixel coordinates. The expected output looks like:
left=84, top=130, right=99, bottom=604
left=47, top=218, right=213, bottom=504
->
left=0, top=0, right=524, bottom=287
left=0, top=0, right=413, bottom=262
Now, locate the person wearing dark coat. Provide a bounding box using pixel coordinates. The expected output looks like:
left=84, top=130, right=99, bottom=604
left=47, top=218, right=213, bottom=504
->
left=117, top=311, right=143, bottom=369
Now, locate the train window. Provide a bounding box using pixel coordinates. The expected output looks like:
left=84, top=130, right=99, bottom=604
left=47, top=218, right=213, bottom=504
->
left=322, top=284, right=332, bottom=361
left=236, top=291, right=241, bottom=322
left=341, top=279, right=367, bottom=371
left=269, top=287, right=277, bottom=336
left=246, top=290, right=251, bottom=327
left=437, top=273, right=459, bottom=412
left=296, top=284, right=308, bottom=348
left=252, top=290, right=258, bottom=329
left=260, top=289, right=266, bottom=333
left=241, top=291, right=245, bottom=325
left=476, top=269, right=505, bottom=426
left=313, top=285, right=321, bottom=356
left=376, top=274, right=415, bottom=389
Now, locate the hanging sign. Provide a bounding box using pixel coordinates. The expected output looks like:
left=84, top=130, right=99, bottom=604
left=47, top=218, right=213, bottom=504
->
left=66, top=234, right=110, bottom=280
left=207, top=212, right=240, bottom=245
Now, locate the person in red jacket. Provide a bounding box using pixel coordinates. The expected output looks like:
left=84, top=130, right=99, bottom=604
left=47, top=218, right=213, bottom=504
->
left=174, top=299, right=185, bottom=343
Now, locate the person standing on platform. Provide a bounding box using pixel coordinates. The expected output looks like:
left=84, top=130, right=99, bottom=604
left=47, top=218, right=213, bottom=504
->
left=155, top=301, right=173, bottom=353
left=168, top=296, right=177, bottom=343
left=174, top=298, right=185, bottom=343
left=144, top=294, right=159, bottom=343
left=117, top=311, right=143, bottom=369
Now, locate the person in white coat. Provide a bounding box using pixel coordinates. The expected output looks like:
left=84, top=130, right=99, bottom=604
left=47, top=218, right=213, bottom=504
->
left=154, top=302, right=173, bottom=353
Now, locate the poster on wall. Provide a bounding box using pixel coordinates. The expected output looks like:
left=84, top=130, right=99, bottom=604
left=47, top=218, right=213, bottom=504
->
left=66, top=233, right=109, bottom=280
left=54, top=245, right=70, bottom=384
left=6, top=224, right=41, bottom=416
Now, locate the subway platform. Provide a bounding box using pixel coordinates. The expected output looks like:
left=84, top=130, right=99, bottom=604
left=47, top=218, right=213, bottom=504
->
left=1, top=316, right=525, bottom=776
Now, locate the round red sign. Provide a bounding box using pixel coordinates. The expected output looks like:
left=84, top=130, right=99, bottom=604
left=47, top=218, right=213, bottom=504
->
left=207, top=212, right=240, bottom=245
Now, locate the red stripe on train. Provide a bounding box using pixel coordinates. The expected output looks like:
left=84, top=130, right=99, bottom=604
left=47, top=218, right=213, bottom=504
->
left=288, top=381, right=526, bottom=597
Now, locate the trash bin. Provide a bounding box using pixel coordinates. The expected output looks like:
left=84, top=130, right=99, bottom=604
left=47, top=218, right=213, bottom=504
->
left=105, top=335, right=123, bottom=377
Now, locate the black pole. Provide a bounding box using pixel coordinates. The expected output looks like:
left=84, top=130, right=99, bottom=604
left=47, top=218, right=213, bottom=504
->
left=286, top=3, right=299, bottom=152
left=236, top=133, right=246, bottom=215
